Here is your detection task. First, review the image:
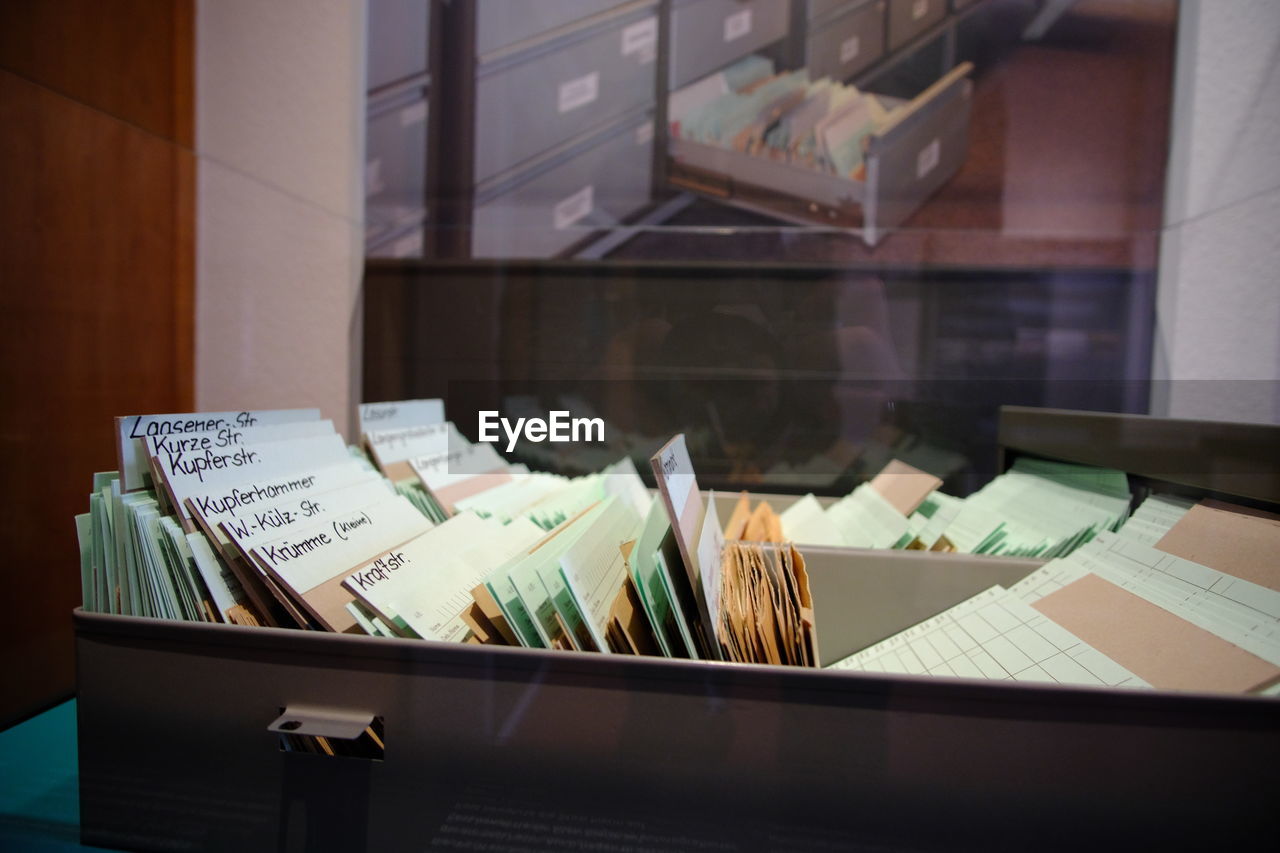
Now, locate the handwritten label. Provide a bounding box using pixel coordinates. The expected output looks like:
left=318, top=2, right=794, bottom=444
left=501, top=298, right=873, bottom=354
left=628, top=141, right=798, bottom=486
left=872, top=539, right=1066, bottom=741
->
left=916, top=137, right=941, bottom=180
left=840, top=35, right=861, bottom=65
left=912, top=0, right=929, bottom=21
left=399, top=100, right=427, bottom=127
left=251, top=496, right=431, bottom=596
left=557, top=71, right=599, bottom=113
left=635, top=121, right=654, bottom=146
left=622, top=16, right=657, bottom=63
left=553, top=185, right=594, bottom=230
left=723, top=8, right=753, bottom=42
left=117, top=408, right=321, bottom=492
left=657, top=438, right=696, bottom=524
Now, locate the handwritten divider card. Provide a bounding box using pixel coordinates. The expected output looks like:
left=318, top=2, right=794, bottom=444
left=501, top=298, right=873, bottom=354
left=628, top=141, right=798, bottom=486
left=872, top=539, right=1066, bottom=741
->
left=358, top=398, right=445, bottom=433
left=364, top=421, right=465, bottom=481
left=116, top=408, right=321, bottom=492
left=409, top=442, right=513, bottom=515
left=248, top=495, right=435, bottom=633
left=152, top=433, right=352, bottom=532
left=142, top=419, right=338, bottom=513
left=186, top=461, right=386, bottom=553
left=344, top=515, right=545, bottom=642
left=218, top=478, right=399, bottom=561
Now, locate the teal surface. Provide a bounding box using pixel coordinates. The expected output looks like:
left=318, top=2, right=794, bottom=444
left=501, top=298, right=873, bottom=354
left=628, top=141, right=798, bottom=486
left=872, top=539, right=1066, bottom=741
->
left=0, top=700, right=111, bottom=851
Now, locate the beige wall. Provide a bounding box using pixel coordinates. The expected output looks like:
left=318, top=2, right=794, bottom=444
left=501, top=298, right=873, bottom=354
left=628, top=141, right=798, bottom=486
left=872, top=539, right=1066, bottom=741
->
left=196, top=0, right=367, bottom=438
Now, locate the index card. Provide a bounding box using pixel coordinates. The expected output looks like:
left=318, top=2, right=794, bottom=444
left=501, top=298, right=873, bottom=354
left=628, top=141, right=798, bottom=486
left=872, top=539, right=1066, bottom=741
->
left=869, top=459, right=942, bottom=516
left=558, top=498, right=643, bottom=651
left=830, top=586, right=1150, bottom=688
left=1155, top=500, right=1280, bottom=592
left=1033, top=573, right=1280, bottom=693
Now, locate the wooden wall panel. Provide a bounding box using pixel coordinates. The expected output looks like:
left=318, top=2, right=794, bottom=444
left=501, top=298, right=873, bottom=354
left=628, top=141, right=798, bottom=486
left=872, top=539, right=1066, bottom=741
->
left=0, top=53, right=193, bottom=722
left=0, top=0, right=194, bottom=147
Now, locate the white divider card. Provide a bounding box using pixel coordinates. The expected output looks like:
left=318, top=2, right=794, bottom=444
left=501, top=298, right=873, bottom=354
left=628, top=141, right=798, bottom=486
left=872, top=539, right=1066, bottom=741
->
left=357, top=398, right=445, bottom=433
left=116, top=408, right=321, bottom=492
left=365, top=421, right=465, bottom=480
left=248, top=495, right=435, bottom=632
left=353, top=517, right=546, bottom=643
left=184, top=460, right=384, bottom=550
left=649, top=435, right=722, bottom=659
left=557, top=497, right=644, bottom=652
left=829, top=586, right=1152, bottom=689
left=219, top=478, right=399, bottom=560
left=409, top=442, right=513, bottom=513
left=144, top=419, right=338, bottom=507
left=157, top=433, right=352, bottom=530
left=340, top=512, right=488, bottom=627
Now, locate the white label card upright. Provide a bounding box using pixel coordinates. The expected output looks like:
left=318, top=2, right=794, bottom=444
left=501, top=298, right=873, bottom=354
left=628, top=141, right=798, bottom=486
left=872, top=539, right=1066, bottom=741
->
left=724, top=9, right=753, bottom=42
left=117, top=408, right=321, bottom=492
left=359, top=399, right=445, bottom=433
left=557, top=71, right=600, bottom=113
left=554, top=185, right=594, bottom=230
left=161, top=434, right=351, bottom=523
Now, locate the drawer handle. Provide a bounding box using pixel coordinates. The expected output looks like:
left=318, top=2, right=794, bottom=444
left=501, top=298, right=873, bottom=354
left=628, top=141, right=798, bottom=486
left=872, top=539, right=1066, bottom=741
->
left=270, top=706, right=385, bottom=760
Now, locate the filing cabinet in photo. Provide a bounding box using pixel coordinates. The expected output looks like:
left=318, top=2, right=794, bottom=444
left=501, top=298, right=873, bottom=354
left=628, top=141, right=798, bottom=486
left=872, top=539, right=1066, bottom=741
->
left=473, top=2, right=659, bottom=185
left=471, top=113, right=655, bottom=258
left=669, top=0, right=793, bottom=88
left=366, top=85, right=429, bottom=250
left=367, top=0, right=430, bottom=93
left=806, top=0, right=887, bottom=82
left=474, top=0, right=633, bottom=58
left=888, top=0, right=947, bottom=50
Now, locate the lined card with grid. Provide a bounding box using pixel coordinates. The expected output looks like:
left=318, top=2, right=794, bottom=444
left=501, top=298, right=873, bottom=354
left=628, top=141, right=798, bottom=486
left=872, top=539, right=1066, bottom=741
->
left=828, top=585, right=1150, bottom=688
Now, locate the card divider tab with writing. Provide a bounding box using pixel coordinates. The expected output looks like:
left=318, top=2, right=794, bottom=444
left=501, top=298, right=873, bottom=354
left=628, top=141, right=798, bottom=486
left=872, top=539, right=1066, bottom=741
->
left=115, top=408, right=322, bottom=493
left=246, top=496, right=435, bottom=633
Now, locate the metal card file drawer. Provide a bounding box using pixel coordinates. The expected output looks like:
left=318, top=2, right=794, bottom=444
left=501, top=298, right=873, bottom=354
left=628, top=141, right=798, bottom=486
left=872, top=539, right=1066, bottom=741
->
left=367, top=0, right=430, bottom=92
left=473, top=5, right=659, bottom=185
left=806, top=0, right=887, bottom=81
left=366, top=87, right=429, bottom=233
left=668, top=62, right=972, bottom=245
left=887, top=0, right=947, bottom=49
left=474, top=0, right=632, bottom=58
left=669, top=0, right=793, bottom=89
left=472, top=115, right=655, bottom=258
left=75, top=545, right=1279, bottom=851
